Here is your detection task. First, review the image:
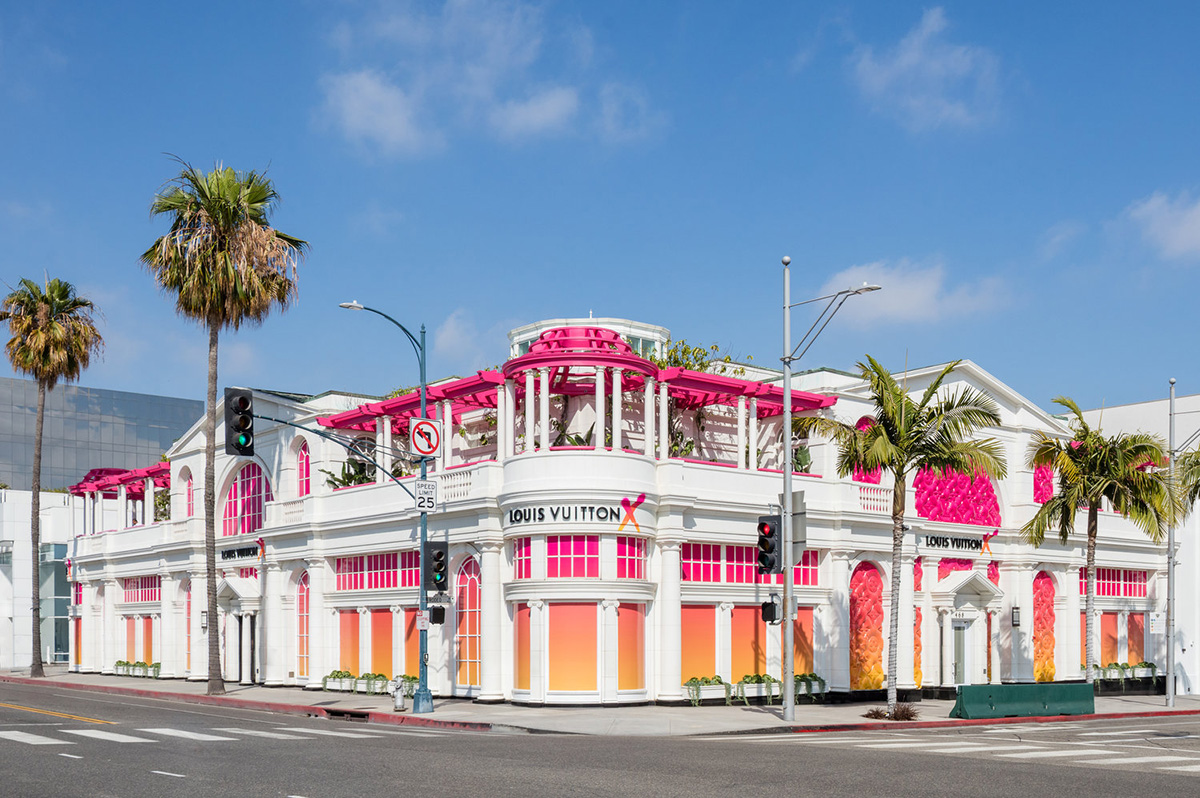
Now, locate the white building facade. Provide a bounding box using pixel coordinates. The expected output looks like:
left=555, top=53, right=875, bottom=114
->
left=59, top=320, right=1173, bottom=701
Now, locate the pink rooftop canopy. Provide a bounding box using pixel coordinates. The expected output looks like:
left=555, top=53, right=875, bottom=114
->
left=319, top=325, right=835, bottom=433
left=70, top=462, right=170, bottom=498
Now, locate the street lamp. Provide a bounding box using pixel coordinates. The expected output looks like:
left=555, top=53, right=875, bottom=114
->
left=340, top=300, right=435, bottom=714
left=780, top=256, right=880, bottom=723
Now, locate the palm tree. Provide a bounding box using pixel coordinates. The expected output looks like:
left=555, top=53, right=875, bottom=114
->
left=141, top=161, right=307, bottom=695
left=796, top=356, right=1006, bottom=714
left=1021, top=397, right=1173, bottom=683
left=1, top=277, right=103, bottom=677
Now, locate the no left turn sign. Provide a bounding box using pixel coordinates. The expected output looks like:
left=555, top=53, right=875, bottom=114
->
left=410, top=419, right=442, bottom=457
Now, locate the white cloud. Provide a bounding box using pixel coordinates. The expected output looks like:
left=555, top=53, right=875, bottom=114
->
left=851, top=7, right=999, bottom=132
left=817, top=259, right=1005, bottom=325
left=1125, top=191, right=1200, bottom=260
left=489, top=86, right=579, bottom=139
left=319, top=70, right=441, bottom=157
left=354, top=204, right=406, bottom=236
left=433, top=308, right=488, bottom=373
left=598, top=83, right=667, bottom=143
left=318, top=1, right=660, bottom=155
left=1038, top=221, right=1086, bottom=261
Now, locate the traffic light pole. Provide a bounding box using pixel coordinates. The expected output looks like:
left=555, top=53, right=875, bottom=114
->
left=782, top=260, right=796, bottom=723
left=413, top=324, right=435, bottom=714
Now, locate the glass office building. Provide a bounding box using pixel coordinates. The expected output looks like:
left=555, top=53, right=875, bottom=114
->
left=0, top=377, right=203, bottom=491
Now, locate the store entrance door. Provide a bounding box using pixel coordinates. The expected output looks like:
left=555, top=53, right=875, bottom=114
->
left=953, top=620, right=970, bottom=685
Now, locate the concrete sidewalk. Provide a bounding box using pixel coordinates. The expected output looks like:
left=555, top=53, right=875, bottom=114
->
left=3, top=668, right=1199, bottom=736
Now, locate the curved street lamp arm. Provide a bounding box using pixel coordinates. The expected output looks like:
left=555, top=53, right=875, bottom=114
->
left=358, top=305, right=423, bottom=364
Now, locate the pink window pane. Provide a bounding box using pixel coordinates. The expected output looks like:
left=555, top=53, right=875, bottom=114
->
left=239, top=567, right=258, bottom=580
left=400, top=550, right=420, bottom=587
left=298, top=443, right=311, bottom=498
left=513, top=537, right=531, bottom=580
left=222, top=462, right=273, bottom=537
left=1124, top=570, right=1146, bottom=598
left=617, top=536, right=645, bottom=579
left=336, top=556, right=365, bottom=591
left=682, top=543, right=721, bottom=582
left=795, top=549, right=819, bottom=586
left=186, top=475, right=194, bottom=517
left=366, top=552, right=398, bottom=589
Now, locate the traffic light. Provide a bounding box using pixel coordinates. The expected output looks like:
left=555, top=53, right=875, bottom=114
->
left=224, top=388, right=254, bottom=456
left=424, top=541, right=449, bottom=593
left=761, top=593, right=781, bottom=624
left=756, top=514, right=781, bottom=574
left=429, top=606, right=446, bottom=625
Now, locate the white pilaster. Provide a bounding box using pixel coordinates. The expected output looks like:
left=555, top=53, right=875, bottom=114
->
left=479, top=539, right=504, bottom=702
left=657, top=538, right=683, bottom=700
left=305, top=559, right=327, bottom=681
left=611, top=368, right=623, bottom=452
left=264, top=563, right=285, bottom=685
left=895, top=554, right=916, bottom=690
left=601, top=599, right=621, bottom=703
left=159, top=574, right=176, bottom=677
left=990, top=610, right=1002, bottom=684
left=940, top=609, right=954, bottom=686
left=828, top=552, right=853, bottom=691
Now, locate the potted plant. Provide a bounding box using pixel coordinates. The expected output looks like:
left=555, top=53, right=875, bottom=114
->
left=682, top=675, right=730, bottom=706
left=114, top=660, right=129, bottom=676
left=794, top=672, right=827, bottom=701
left=132, top=661, right=148, bottom=678
left=322, top=669, right=355, bottom=691
left=357, top=672, right=389, bottom=694
left=1133, top=660, right=1157, bottom=679
left=150, top=662, right=162, bottom=679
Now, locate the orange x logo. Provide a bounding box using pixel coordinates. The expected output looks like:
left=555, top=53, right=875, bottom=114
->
left=618, top=493, right=646, bottom=533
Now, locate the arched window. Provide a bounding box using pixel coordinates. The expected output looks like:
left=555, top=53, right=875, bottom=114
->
left=222, top=462, right=273, bottom=536
left=297, top=442, right=311, bottom=497
left=455, top=558, right=481, bottom=689
left=297, top=572, right=310, bottom=679
left=180, top=469, right=194, bottom=517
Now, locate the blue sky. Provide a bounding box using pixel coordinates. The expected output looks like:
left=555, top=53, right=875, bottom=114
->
left=2, top=1, right=1199, bottom=415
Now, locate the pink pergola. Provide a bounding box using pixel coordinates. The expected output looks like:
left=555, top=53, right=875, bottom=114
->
left=319, top=325, right=835, bottom=432
left=69, top=462, right=170, bottom=498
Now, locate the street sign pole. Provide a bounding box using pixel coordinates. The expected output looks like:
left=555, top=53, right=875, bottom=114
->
left=413, top=324, right=435, bottom=714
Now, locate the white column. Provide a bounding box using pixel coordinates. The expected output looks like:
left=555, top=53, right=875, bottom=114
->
left=658, top=539, right=683, bottom=701
left=601, top=599, right=621, bottom=703
left=643, top=377, right=655, bottom=457
left=239, top=613, right=252, bottom=683
left=102, top=581, right=118, bottom=673
left=524, top=371, right=535, bottom=453
left=375, top=420, right=387, bottom=484
left=118, top=485, right=127, bottom=529
left=717, top=602, right=734, bottom=682
left=611, top=368, right=623, bottom=453
left=306, top=559, right=327, bottom=682
left=503, top=379, right=516, bottom=459
left=159, top=574, right=175, bottom=677
left=658, top=380, right=669, bottom=459
left=358, top=606, right=370, bottom=676
left=1011, top=565, right=1036, bottom=682
left=145, top=478, right=155, bottom=524
left=828, top=552, right=853, bottom=692
left=749, top=399, right=759, bottom=470
left=736, top=396, right=747, bottom=469
left=380, top=419, right=393, bottom=482
left=594, top=367, right=605, bottom=450
left=264, top=563, right=285, bottom=685
left=1063, top=567, right=1082, bottom=679
left=495, top=382, right=508, bottom=463
left=479, top=540, right=504, bottom=702
left=441, top=399, right=452, bottom=470
left=529, top=600, right=545, bottom=702
left=538, top=368, right=551, bottom=452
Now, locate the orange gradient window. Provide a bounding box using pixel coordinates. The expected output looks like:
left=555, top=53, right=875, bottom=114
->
left=680, top=605, right=716, bottom=679
left=340, top=610, right=360, bottom=675
left=548, top=603, right=596, bottom=691
left=731, top=606, right=766, bottom=680
left=514, top=603, right=531, bottom=691
left=618, top=603, right=645, bottom=690
left=779, top=607, right=814, bottom=674
left=371, top=609, right=393, bottom=677
left=1128, top=613, right=1145, bottom=664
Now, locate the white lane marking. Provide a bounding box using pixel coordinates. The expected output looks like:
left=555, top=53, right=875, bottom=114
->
left=278, top=727, right=383, bottom=739
left=997, top=748, right=1115, bottom=759
left=139, top=728, right=238, bottom=741
left=211, top=727, right=312, bottom=740
left=1078, top=730, right=1157, bottom=736
left=928, top=745, right=993, bottom=753
left=856, top=741, right=952, bottom=749
left=1078, top=755, right=1198, bottom=765
left=61, top=730, right=152, bottom=743
left=1160, top=764, right=1200, bottom=772
left=150, top=771, right=187, bottom=778
left=788, top=737, right=898, bottom=745
left=0, top=730, right=74, bottom=746
left=58, top=753, right=83, bottom=759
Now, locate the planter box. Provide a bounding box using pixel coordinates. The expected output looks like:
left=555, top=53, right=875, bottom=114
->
left=114, top=665, right=129, bottom=676
left=355, top=679, right=389, bottom=695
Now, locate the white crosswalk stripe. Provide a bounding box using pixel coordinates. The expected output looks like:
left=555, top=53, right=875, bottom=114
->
left=211, top=727, right=313, bottom=740
left=277, top=727, right=383, bottom=739
left=61, top=729, right=153, bottom=743
left=997, top=748, right=1115, bottom=759
left=1077, top=755, right=1198, bottom=765
left=140, top=728, right=239, bottom=741
left=0, top=730, right=75, bottom=746
left=1160, top=764, right=1200, bottom=773
left=1078, top=729, right=1157, bottom=737
left=856, top=741, right=950, bottom=749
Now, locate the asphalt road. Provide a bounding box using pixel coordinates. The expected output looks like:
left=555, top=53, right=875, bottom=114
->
left=2, top=682, right=1200, bottom=797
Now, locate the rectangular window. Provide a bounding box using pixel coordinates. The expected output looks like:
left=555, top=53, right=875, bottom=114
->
left=339, top=610, right=360, bottom=675
left=335, top=556, right=365, bottom=591
left=298, top=445, right=311, bottom=497
left=366, top=553, right=398, bottom=590
left=795, top=549, right=819, bottom=586
left=123, top=575, right=161, bottom=603
left=725, top=545, right=776, bottom=584
left=681, top=543, right=721, bottom=582
left=730, top=605, right=766, bottom=680
left=399, top=551, right=420, bottom=587
left=513, top=537, right=532, bottom=580
left=616, top=537, right=646, bottom=579
left=546, top=535, right=599, bottom=578
left=73, top=582, right=83, bottom=606
left=1128, top=613, right=1145, bottom=665
left=1123, top=570, right=1147, bottom=598
left=238, top=567, right=258, bottom=580
left=680, top=604, right=716, bottom=679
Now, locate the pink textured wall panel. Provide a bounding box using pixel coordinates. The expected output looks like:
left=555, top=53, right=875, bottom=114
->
left=1033, top=464, right=1054, bottom=504
left=938, top=558, right=973, bottom=581
left=849, top=562, right=884, bottom=690
left=914, top=467, right=1001, bottom=527
left=1033, top=571, right=1056, bottom=682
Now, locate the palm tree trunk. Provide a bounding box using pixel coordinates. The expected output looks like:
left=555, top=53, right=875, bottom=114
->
left=29, top=381, right=46, bottom=678
left=205, top=324, right=224, bottom=696
left=887, top=472, right=907, bottom=714
left=1084, top=507, right=1098, bottom=684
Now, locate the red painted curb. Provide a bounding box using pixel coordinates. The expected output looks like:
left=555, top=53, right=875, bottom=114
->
left=783, top=708, right=1200, bottom=734
left=0, top=675, right=329, bottom=719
